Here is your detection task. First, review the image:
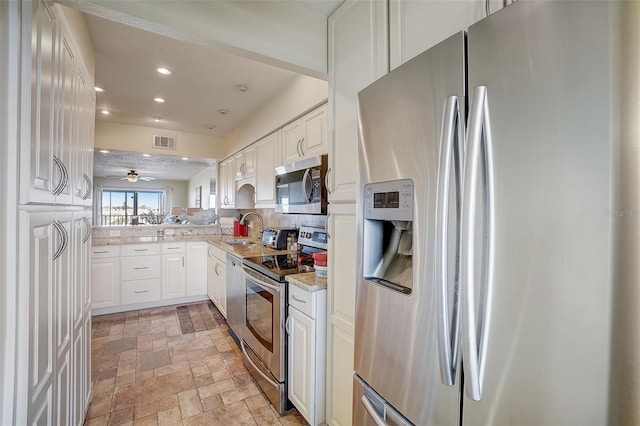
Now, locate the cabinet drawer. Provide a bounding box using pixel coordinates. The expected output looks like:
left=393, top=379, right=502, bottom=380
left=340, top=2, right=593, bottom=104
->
left=91, top=245, right=120, bottom=258
left=121, top=279, right=161, bottom=304
left=121, top=243, right=161, bottom=256
left=121, top=255, right=162, bottom=280
left=289, top=284, right=317, bottom=318
left=162, top=242, right=186, bottom=253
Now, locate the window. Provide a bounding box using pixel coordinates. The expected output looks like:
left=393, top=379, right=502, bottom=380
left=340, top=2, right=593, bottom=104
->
left=101, top=190, right=164, bottom=226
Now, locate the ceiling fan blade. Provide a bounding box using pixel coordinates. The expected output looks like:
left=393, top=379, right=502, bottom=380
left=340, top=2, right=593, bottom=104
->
left=139, top=177, right=156, bottom=181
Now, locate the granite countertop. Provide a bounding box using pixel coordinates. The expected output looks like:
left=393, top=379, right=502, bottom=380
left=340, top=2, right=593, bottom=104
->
left=92, top=234, right=292, bottom=259
left=286, top=272, right=327, bottom=292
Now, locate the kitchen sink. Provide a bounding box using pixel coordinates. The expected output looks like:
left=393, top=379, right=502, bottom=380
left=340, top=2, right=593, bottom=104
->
left=224, top=239, right=255, bottom=247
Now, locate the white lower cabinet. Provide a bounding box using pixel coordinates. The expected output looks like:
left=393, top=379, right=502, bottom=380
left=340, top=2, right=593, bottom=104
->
left=162, top=252, right=186, bottom=299
left=287, top=285, right=326, bottom=426
left=186, top=241, right=208, bottom=296
left=91, top=246, right=121, bottom=309
left=207, top=244, right=227, bottom=317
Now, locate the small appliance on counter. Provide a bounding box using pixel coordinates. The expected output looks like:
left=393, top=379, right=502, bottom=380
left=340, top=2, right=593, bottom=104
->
left=261, top=227, right=298, bottom=250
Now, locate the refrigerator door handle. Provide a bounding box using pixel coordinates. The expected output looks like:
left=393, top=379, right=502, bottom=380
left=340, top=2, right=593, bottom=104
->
left=461, top=86, right=495, bottom=401
left=435, top=95, right=464, bottom=387
left=360, top=395, right=387, bottom=426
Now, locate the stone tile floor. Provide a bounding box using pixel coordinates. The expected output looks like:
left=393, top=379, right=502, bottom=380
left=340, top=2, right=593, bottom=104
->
left=85, top=304, right=307, bottom=425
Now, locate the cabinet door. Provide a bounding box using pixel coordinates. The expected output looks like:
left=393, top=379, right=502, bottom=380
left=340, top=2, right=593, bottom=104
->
left=91, top=257, right=120, bottom=309
left=389, top=0, right=485, bottom=69
left=242, top=144, right=256, bottom=178
left=301, top=103, right=328, bottom=159
left=207, top=249, right=218, bottom=304
left=220, top=158, right=235, bottom=208
left=326, top=204, right=357, bottom=426
left=255, top=131, right=280, bottom=207
left=54, top=34, right=75, bottom=205
left=282, top=118, right=303, bottom=164
left=20, top=0, right=58, bottom=205
left=186, top=242, right=208, bottom=296
left=234, top=151, right=245, bottom=180
left=20, top=210, right=56, bottom=425
left=329, top=0, right=388, bottom=203
left=73, top=69, right=94, bottom=207
left=288, top=307, right=315, bottom=424
left=162, top=253, right=186, bottom=298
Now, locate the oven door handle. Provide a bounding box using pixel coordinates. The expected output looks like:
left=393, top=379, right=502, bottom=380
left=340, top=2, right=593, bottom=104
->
left=241, top=340, right=280, bottom=388
left=242, top=266, right=282, bottom=292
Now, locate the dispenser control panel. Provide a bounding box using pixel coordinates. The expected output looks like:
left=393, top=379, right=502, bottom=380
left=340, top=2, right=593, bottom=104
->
left=364, top=179, right=413, bottom=221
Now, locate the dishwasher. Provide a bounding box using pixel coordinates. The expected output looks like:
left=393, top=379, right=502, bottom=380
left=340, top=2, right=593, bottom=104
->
left=226, top=253, right=244, bottom=344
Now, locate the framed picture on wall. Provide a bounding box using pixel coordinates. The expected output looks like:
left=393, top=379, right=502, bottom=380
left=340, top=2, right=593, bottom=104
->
left=195, top=186, right=202, bottom=208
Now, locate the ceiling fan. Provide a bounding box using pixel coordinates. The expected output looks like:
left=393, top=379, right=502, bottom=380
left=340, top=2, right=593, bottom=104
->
left=107, top=170, right=156, bottom=183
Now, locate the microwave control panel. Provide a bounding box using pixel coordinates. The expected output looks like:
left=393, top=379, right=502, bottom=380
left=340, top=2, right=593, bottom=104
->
left=364, top=179, right=413, bottom=221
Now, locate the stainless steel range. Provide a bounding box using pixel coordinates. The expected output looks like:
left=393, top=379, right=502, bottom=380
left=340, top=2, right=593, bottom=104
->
left=240, top=225, right=327, bottom=414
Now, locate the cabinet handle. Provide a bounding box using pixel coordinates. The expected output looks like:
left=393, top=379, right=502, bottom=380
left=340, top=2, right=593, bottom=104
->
left=167, top=247, right=181, bottom=250
left=93, top=250, right=109, bottom=254
left=325, top=167, right=331, bottom=195
left=134, top=266, right=149, bottom=270
left=292, top=295, right=307, bottom=304
left=134, top=290, right=149, bottom=294
left=296, top=139, right=302, bottom=158
left=299, top=137, right=305, bottom=157
left=134, top=249, right=149, bottom=252
left=82, top=174, right=92, bottom=200
left=215, top=263, right=220, bottom=276
left=82, top=217, right=92, bottom=244
left=285, top=315, right=292, bottom=335
left=53, top=220, right=65, bottom=260
left=52, top=156, right=66, bottom=196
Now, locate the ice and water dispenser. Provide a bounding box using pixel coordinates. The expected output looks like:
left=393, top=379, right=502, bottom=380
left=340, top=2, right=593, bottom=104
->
left=362, top=179, right=414, bottom=294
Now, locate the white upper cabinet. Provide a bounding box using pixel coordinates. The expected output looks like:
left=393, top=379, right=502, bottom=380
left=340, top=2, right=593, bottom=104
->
left=389, top=0, right=485, bottom=69
left=255, top=130, right=281, bottom=208
left=328, top=0, right=388, bottom=203
left=234, top=145, right=256, bottom=180
left=282, top=104, right=328, bottom=165
left=19, top=0, right=95, bottom=207
left=219, top=157, right=235, bottom=209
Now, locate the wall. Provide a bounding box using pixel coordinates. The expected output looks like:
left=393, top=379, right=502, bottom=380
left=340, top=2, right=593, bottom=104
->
left=94, top=121, right=224, bottom=159
left=222, top=74, right=328, bottom=157
left=94, top=177, right=189, bottom=211
left=187, top=166, right=213, bottom=209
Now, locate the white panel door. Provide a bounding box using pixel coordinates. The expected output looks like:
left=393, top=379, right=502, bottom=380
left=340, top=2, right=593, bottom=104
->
left=186, top=242, right=208, bottom=296
left=54, top=34, right=75, bottom=205
left=20, top=0, right=58, bottom=205
left=255, top=131, right=280, bottom=207
left=162, top=253, right=186, bottom=299
left=389, top=0, right=486, bottom=69
left=282, top=118, right=303, bottom=164
left=91, top=257, right=120, bottom=309
left=300, top=103, right=328, bottom=159
left=328, top=0, right=388, bottom=203
left=325, top=203, right=357, bottom=426
left=20, top=210, right=56, bottom=425
left=288, top=307, right=314, bottom=424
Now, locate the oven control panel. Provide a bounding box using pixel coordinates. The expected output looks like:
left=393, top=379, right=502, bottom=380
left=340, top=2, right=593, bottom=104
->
left=298, top=226, right=328, bottom=250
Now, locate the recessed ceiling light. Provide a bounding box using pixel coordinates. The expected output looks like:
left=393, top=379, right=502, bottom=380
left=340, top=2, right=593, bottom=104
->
left=100, top=110, right=110, bottom=115
left=153, top=116, right=163, bottom=122
left=217, top=109, right=229, bottom=115
left=207, top=125, right=216, bottom=130
left=98, top=149, right=110, bottom=154
left=234, top=84, right=248, bottom=93
left=95, top=86, right=105, bottom=93
left=142, top=153, right=152, bottom=157
left=181, top=157, right=189, bottom=160
left=156, top=67, right=172, bottom=75
left=153, top=97, right=166, bottom=103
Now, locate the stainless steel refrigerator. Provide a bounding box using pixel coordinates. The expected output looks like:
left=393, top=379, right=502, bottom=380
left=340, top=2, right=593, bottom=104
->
left=354, top=1, right=611, bottom=425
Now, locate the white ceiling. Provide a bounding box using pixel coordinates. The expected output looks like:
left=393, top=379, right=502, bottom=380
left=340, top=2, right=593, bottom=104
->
left=87, top=1, right=342, bottom=182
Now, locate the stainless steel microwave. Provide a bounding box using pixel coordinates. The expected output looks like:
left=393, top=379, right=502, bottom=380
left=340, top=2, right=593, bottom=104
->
left=274, top=155, right=328, bottom=214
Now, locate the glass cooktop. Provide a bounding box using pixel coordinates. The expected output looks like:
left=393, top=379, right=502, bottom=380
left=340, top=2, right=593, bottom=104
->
left=242, top=253, right=316, bottom=282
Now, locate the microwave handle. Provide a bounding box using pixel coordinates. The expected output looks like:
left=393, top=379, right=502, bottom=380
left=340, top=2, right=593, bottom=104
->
left=302, top=168, right=312, bottom=204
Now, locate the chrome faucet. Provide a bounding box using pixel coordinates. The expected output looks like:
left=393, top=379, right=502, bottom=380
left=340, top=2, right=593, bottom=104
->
left=239, top=211, right=264, bottom=233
